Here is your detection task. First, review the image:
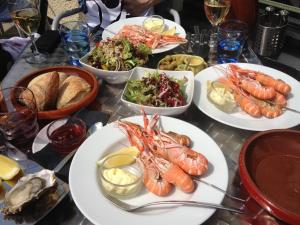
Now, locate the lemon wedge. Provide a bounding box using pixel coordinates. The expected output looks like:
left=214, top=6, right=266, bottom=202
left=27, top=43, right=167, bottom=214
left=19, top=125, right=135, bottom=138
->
left=97, top=146, right=140, bottom=167
left=162, top=26, right=176, bottom=35
left=0, top=155, right=21, bottom=180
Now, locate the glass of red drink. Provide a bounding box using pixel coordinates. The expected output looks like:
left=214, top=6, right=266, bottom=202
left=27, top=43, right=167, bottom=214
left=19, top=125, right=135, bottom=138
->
left=47, top=117, right=86, bottom=154
left=0, top=87, right=39, bottom=154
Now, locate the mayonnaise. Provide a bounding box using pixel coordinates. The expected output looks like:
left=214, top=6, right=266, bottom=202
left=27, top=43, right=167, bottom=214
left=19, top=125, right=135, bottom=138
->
left=143, top=17, right=164, bottom=33
left=207, top=81, right=237, bottom=113
left=101, top=168, right=141, bottom=197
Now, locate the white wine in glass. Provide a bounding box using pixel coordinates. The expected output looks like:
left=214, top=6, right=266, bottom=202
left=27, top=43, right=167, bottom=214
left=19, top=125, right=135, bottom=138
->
left=204, top=0, right=231, bottom=28
left=9, top=0, right=47, bottom=64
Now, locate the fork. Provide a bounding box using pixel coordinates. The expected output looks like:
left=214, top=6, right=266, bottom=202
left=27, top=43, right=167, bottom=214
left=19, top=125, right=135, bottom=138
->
left=102, top=190, right=244, bottom=214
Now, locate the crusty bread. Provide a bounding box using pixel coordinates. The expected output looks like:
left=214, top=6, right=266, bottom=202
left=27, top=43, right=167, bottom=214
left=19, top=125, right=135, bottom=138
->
left=56, top=76, right=91, bottom=109
left=25, top=71, right=60, bottom=111
left=28, top=72, right=69, bottom=89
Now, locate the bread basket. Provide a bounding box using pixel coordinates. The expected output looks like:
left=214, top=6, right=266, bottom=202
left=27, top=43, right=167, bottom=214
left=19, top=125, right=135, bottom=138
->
left=15, top=66, right=99, bottom=120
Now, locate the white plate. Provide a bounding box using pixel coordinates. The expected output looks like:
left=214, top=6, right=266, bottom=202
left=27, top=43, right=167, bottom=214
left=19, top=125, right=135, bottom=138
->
left=121, top=67, right=194, bottom=116
left=102, top=17, right=186, bottom=54
left=193, top=63, right=300, bottom=131
left=69, top=116, right=228, bottom=225
left=32, top=119, right=67, bottom=154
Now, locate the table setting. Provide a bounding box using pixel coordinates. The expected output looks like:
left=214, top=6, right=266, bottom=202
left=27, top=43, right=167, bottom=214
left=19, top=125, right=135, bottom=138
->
left=1, top=0, right=300, bottom=225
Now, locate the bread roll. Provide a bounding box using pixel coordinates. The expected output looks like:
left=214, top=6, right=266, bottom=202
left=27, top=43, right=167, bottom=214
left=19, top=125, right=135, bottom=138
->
left=28, top=72, right=69, bottom=89
left=57, top=76, right=91, bottom=109
left=23, top=71, right=60, bottom=111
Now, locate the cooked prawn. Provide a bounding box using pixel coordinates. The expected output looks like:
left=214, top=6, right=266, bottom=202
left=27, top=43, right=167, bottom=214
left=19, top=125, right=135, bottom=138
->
left=117, top=120, right=149, bottom=152
left=273, top=91, right=287, bottom=107
left=228, top=64, right=291, bottom=95
left=254, top=98, right=283, bottom=118
left=115, top=25, right=187, bottom=49
left=218, top=77, right=262, bottom=117
left=154, top=132, right=208, bottom=176
left=227, top=65, right=276, bottom=100
left=139, top=152, right=173, bottom=196
left=155, top=157, right=195, bottom=193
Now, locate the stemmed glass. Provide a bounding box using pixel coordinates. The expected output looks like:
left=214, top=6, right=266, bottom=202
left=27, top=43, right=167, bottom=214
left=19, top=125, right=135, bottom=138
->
left=204, top=0, right=231, bottom=48
left=8, top=0, right=47, bottom=64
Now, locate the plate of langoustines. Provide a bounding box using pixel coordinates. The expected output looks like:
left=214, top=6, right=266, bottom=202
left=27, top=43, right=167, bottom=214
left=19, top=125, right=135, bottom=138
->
left=15, top=66, right=99, bottom=120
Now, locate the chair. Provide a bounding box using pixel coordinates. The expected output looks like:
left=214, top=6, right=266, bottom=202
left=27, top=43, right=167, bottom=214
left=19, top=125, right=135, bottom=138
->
left=51, top=0, right=181, bottom=30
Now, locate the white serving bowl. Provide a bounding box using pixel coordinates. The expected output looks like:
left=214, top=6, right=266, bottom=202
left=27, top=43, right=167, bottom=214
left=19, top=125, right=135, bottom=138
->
left=79, top=52, right=132, bottom=84
left=121, top=67, right=194, bottom=116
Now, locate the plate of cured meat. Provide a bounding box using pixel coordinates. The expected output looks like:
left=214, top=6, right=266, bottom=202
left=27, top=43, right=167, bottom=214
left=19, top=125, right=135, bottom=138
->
left=102, top=17, right=187, bottom=54
left=69, top=114, right=228, bottom=225
left=193, top=63, right=300, bottom=131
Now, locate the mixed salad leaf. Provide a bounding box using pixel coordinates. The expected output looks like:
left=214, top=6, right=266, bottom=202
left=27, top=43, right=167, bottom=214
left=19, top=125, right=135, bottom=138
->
left=88, top=38, right=151, bottom=71
left=124, top=71, right=187, bottom=107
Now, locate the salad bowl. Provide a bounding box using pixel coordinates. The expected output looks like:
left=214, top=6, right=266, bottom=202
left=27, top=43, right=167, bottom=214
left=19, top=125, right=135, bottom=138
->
left=121, top=67, right=194, bottom=116
left=80, top=52, right=132, bottom=84
left=80, top=38, right=151, bottom=84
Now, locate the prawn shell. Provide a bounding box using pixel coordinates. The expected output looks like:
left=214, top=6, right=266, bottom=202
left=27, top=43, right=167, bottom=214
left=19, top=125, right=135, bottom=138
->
left=143, top=169, right=173, bottom=196
left=162, top=163, right=195, bottom=193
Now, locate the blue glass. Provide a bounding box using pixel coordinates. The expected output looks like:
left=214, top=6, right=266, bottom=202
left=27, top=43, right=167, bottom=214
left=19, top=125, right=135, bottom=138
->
left=217, top=20, right=248, bottom=64
left=59, top=21, right=90, bottom=66
left=217, top=39, right=242, bottom=63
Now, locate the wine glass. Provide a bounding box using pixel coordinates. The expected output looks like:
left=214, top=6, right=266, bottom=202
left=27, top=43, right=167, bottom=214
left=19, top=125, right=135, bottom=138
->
left=204, top=0, right=231, bottom=31
left=0, top=87, right=39, bottom=155
left=8, top=0, right=47, bottom=64
left=204, top=0, right=231, bottom=49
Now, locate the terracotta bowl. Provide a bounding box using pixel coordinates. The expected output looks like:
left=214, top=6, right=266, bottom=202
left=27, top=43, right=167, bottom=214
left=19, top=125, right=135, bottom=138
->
left=15, top=66, right=99, bottom=120
left=239, top=129, right=300, bottom=225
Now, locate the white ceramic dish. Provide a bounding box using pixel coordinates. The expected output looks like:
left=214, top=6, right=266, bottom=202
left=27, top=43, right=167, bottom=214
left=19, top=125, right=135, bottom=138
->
left=69, top=115, right=228, bottom=225
left=79, top=53, right=132, bottom=84
left=102, top=17, right=186, bottom=54
left=121, top=67, right=194, bottom=116
left=193, top=63, right=300, bottom=131
left=32, top=119, right=67, bottom=154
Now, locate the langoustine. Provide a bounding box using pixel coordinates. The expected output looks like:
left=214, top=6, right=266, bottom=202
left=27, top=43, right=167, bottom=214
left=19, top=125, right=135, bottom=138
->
left=215, top=64, right=291, bottom=118
left=116, top=112, right=209, bottom=196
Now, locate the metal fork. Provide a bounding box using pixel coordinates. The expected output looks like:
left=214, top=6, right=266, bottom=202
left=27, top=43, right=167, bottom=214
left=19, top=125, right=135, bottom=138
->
left=102, top=190, right=244, bottom=214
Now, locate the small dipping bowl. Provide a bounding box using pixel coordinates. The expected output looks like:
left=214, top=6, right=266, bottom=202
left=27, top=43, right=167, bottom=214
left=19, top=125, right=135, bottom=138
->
left=99, top=154, right=143, bottom=199
left=47, top=117, right=86, bottom=154
left=143, top=15, right=165, bottom=33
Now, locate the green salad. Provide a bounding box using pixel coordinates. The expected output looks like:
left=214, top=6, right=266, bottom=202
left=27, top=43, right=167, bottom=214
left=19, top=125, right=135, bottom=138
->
left=88, top=38, right=151, bottom=71
left=124, top=71, right=187, bottom=107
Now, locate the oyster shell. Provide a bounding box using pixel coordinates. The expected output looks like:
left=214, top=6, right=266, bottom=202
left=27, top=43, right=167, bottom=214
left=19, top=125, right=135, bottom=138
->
left=1, top=169, right=56, bottom=215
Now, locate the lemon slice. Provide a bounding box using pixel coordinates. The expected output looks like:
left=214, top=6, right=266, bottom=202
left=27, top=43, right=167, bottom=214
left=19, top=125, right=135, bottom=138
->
left=0, top=155, right=21, bottom=180
left=97, top=146, right=140, bottom=167
left=162, top=26, right=176, bottom=35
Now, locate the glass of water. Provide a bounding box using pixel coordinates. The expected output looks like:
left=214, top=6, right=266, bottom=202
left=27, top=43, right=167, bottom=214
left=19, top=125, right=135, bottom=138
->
left=59, top=21, right=90, bottom=66
left=217, top=20, right=248, bottom=63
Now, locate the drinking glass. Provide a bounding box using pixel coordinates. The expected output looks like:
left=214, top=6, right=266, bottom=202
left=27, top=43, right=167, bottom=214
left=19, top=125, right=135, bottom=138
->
left=204, top=0, right=231, bottom=48
left=0, top=87, right=39, bottom=154
left=59, top=21, right=90, bottom=66
left=8, top=0, right=47, bottom=64
left=204, top=0, right=231, bottom=30
left=217, top=20, right=248, bottom=63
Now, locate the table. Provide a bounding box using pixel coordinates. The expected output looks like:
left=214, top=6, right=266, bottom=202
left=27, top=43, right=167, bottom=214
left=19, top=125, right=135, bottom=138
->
left=2, top=40, right=300, bottom=225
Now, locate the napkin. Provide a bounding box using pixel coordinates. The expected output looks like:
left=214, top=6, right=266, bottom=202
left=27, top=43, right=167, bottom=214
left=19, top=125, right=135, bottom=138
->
left=31, top=109, right=110, bottom=182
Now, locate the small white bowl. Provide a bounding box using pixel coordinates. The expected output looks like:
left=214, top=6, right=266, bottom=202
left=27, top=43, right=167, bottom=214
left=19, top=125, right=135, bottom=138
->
left=79, top=52, right=132, bottom=84
left=121, top=67, right=194, bottom=116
